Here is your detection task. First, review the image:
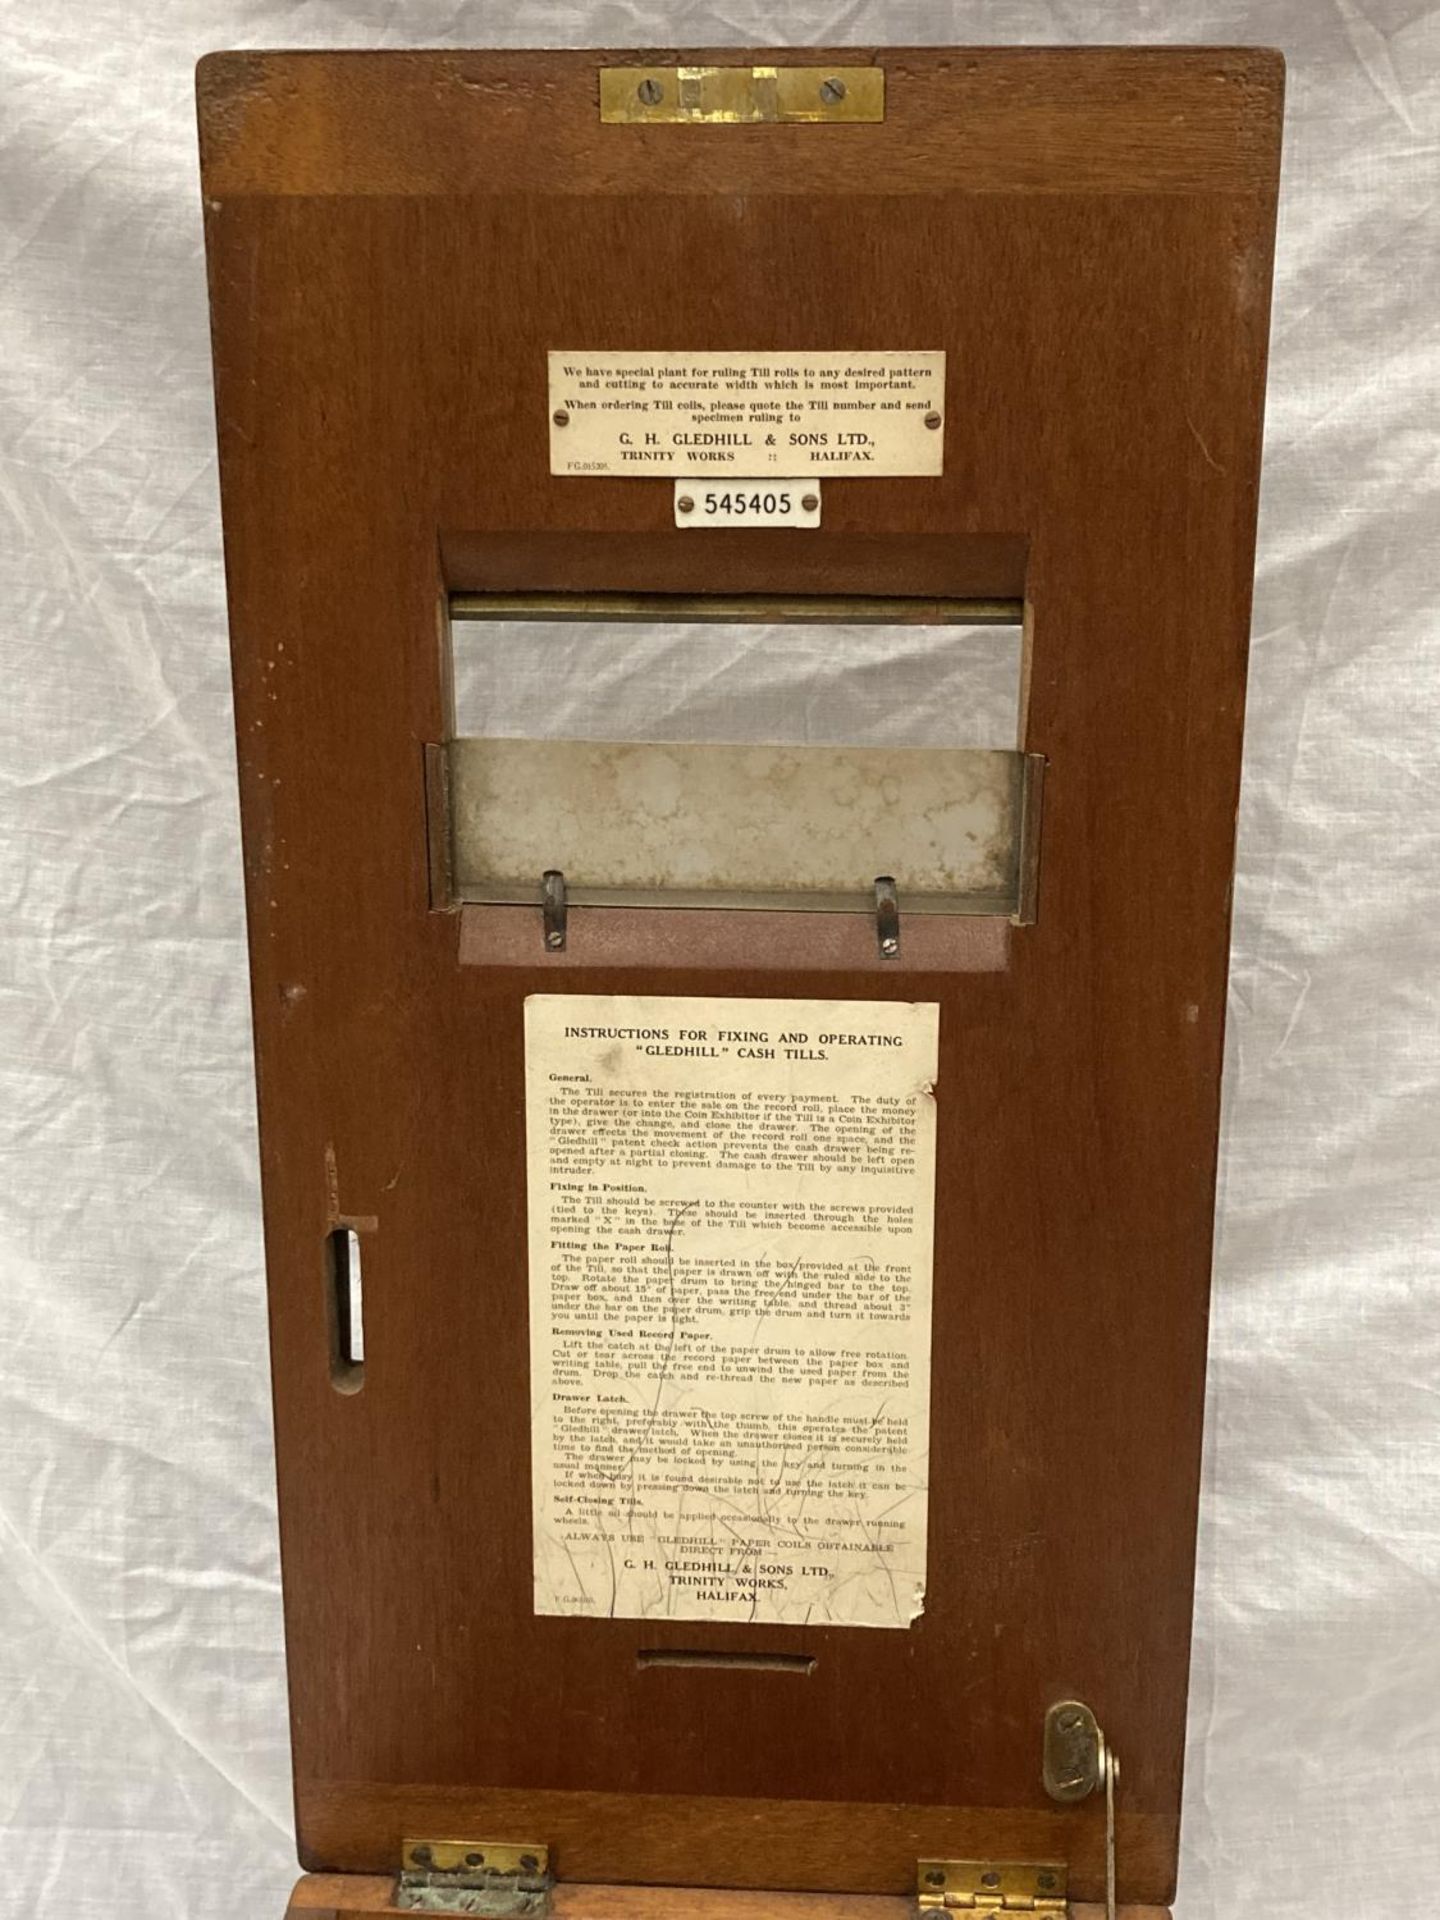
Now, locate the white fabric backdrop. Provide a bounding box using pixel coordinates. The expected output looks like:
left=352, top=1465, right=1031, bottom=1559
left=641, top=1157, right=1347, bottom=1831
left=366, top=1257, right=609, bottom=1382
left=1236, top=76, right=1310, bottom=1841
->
left=2, top=4, right=1436, bottom=1915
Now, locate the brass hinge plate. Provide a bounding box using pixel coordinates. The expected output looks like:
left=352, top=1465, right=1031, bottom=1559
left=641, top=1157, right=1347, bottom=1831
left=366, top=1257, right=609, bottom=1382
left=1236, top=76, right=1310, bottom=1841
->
left=396, top=1841, right=551, bottom=1916
left=917, top=1861, right=1068, bottom=1914
left=600, top=65, right=885, bottom=125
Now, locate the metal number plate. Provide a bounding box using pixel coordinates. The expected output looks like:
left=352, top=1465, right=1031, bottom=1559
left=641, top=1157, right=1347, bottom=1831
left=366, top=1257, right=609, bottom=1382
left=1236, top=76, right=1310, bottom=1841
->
left=674, top=479, right=821, bottom=528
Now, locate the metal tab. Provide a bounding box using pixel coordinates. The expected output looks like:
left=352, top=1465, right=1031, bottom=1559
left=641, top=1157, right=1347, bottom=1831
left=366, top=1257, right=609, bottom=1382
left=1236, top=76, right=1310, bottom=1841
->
left=541, top=869, right=567, bottom=952
left=875, top=876, right=900, bottom=957
left=1043, top=1698, right=1105, bottom=1802
left=917, top=1861, right=1067, bottom=1914
left=397, top=1840, right=551, bottom=1916
left=1042, top=1700, right=1120, bottom=1920
left=1013, top=753, right=1046, bottom=928
left=600, top=65, right=884, bottom=125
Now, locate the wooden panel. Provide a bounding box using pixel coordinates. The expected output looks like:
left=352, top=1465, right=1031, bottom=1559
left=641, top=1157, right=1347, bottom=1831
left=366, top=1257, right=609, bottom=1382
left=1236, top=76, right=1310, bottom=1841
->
left=287, top=1877, right=1171, bottom=1920
left=457, top=906, right=1011, bottom=974
left=440, top=533, right=1030, bottom=599
left=197, top=47, right=1280, bottom=196
left=296, top=1782, right=1170, bottom=1901
left=198, top=45, right=1282, bottom=1908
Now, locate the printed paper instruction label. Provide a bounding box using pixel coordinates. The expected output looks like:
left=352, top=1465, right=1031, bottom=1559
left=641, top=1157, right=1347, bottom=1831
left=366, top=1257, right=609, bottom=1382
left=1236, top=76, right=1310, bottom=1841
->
left=548, top=351, right=946, bottom=477
left=526, top=994, right=939, bottom=1629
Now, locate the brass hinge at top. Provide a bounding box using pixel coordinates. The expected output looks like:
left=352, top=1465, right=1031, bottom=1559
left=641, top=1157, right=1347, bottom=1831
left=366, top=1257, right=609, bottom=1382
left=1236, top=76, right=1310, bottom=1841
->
left=600, top=65, right=885, bottom=125
left=918, top=1862, right=1068, bottom=1915
left=396, top=1841, right=551, bottom=1916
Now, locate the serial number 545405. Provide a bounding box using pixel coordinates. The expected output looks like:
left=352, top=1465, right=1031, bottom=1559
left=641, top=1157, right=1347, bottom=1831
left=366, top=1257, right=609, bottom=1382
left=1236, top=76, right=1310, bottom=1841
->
left=674, top=479, right=821, bottom=528
left=707, top=489, right=790, bottom=514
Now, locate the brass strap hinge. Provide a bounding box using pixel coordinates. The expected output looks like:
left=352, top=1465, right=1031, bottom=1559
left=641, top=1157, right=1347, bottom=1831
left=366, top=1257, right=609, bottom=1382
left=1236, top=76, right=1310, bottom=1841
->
left=917, top=1862, right=1067, bottom=1915
left=396, top=1840, right=551, bottom=1916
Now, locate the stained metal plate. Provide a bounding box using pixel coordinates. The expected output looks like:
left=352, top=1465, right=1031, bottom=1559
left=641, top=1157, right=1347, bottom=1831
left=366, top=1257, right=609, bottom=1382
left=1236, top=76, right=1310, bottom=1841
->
left=446, top=738, right=1028, bottom=914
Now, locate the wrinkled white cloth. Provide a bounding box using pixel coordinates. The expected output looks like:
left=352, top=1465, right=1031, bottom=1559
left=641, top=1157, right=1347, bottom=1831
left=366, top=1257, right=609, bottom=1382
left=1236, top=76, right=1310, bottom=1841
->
left=1, top=5, right=1436, bottom=1916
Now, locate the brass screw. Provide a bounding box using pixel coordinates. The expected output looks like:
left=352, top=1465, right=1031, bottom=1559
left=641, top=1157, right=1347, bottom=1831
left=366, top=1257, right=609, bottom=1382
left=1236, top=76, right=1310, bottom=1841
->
left=801, top=493, right=820, bottom=512
left=410, top=1847, right=433, bottom=1866
left=637, top=77, right=664, bottom=106
left=519, top=1856, right=540, bottom=1874
left=552, top=409, right=569, bottom=427
left=677, top=494, right=695, bottom=514
left=925, top=1870, right=947, bottom=1888
left=981, top=1873, right=1001, bottom=1890
left=819, top=77, right=848, bottom=104
left=1037, top=1874, right=1057, bottom=1891
left=925, top=410, right=942, bottom=430
left=464, top=1854, right=484, bottom=1867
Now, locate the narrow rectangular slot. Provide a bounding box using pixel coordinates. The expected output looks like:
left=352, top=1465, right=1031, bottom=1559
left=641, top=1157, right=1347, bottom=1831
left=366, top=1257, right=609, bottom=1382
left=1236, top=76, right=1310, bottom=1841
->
left=451, top=591, right=1022, bottom=623
left=327, top=1227, right=365, bottom=1391
left=637, top=1649, right=817, bottom=1674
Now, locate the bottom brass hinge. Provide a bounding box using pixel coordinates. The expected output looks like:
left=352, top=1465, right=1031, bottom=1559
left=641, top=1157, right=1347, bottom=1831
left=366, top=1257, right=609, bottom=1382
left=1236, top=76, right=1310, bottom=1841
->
left=917, top=1862, right=1068, bottom=1915
left=396, top=1841, right=552, bottom=1916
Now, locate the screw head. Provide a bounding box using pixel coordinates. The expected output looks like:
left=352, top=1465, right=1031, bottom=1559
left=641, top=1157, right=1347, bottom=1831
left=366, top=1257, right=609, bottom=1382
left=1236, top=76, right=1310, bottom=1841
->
left=880, top=936, right=899, bottom=957
left=410, top=1847, right=433, bottom=1866
left=801, top=493, right=820, bottom=512
left=464, top=1854, right=484, bottom=1868
left=519, top=1856, right=540, bottom=1874
left=925, top=1870, right=947, bottom=1889
left=981, top=1873, right=1002, bottom=1890
left=552, top=409, right=569, bottom=428
left=676, top=494, right=696, bottom=514
left=1037, top=1874, right=1058, bottom=1891
left=545, top=931, right=565, bottom=951
left=819, top=77, right=848, bottom=104
left=925, top=410, right=942, bottom=430
left=637, top=77, right=664, bottom=106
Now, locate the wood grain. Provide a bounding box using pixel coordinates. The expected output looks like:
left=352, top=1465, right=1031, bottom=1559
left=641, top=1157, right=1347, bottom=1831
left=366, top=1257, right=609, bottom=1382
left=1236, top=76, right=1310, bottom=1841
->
left=198, top=45, right=1282, bottom=1908
left=296, top=1782, right=1171, bottom=1901
left=197, top=46, right=1282, bottom=197
left=287, top=1875, right=1171, bottom=1920
left=457, top=905, right=1012, bottom=973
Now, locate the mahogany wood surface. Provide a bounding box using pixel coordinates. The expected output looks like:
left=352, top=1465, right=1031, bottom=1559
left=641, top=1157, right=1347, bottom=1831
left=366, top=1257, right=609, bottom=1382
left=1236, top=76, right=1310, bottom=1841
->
left=286, top=1877, right=1170, bottom=1920
left=292, top=1782, right=1167, bottom=1900
left=198, top=45, right=1282, bottom=1907
left=457, top=905, right=1013, bottom=973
